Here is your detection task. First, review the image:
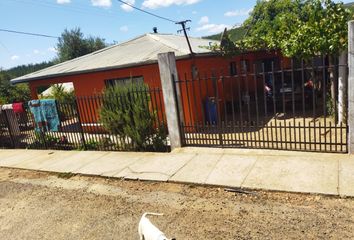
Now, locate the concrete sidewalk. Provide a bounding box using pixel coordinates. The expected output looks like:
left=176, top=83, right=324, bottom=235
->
left=0, top=147, right=353, bottom=197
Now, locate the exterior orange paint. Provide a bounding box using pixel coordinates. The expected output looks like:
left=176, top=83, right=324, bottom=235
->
left=28, top=51, right=285, bottom=128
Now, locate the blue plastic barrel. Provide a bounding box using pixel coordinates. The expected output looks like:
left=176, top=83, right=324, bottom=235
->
left=205, top=97, right=217, bottom=124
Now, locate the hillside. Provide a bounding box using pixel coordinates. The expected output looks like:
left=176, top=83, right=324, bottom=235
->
left=4, top=61, right=54, bottom=79
left=344, top=2, right=354, bottom=11
left=205, top=26, right=246, bottom=41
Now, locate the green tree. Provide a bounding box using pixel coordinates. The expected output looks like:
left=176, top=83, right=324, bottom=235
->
left=0, top=71, right=30, bottom=104
left=243, top=0, right=351, bottom=58
left=56, top=28, right=107, bottom=62
left=0, top=61, right=55, bottom=104
left=42, top=84, right=75, bottom=103
left=231, top=0, right=351, bottom=120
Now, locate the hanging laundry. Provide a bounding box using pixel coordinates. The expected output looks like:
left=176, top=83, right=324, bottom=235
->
left=28, top=99, right=60, bottom=132
left=1, top=104, right=13, bottom=110
left=1, top=104, right=20, bottom=137
left=12, top=103, right=25, bottom=113
left=41, top=99, right=60, bottom=132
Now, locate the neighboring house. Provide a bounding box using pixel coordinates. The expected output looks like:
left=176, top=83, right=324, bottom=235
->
left=11, top=33, right=283, bottom=126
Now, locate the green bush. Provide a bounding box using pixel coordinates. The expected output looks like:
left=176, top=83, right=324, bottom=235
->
left=78, top=137, right=114, bottom=151
left=99, top=83, right=167, bottom=152
left=40, top=84, right=75, bottom=103
left=0, top=71, right=31, bottom=104
left=82, top=139, right=100, bottom=151
left=27, top=133, right=60, bottom=149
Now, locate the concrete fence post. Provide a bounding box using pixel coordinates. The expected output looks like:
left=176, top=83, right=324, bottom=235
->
left=158, top=52, right=183, bottom=151
left=338, top=51, right=348, bottom=126
left=348, top=21, right=354, bottom=154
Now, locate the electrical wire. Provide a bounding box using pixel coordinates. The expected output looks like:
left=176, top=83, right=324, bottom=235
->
left=117, top=0, right=178, bottom=23
left=6, top=0, right=122, bottom=20
left=0, top=1, right=189, bottom=42
left=117, top=0, right=194, bottom=54
left=0, top=28, right=58, bottom=39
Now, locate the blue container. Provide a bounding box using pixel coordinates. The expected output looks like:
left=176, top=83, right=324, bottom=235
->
left=205, top=97, right=217, bottom=124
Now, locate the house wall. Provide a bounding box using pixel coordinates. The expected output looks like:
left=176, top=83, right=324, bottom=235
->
left=29, top=63, right=162, bottom=98
left=28, top=51, right=285, bottom=129
left=28, top=64, right=164, bottom=127
left=173, top=51, right=285, bottom=127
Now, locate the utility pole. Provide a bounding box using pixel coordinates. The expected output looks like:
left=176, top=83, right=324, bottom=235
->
left=176, top=20, right=194, bottom=56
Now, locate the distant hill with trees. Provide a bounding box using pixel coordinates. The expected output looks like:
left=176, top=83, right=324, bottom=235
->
left=4, top=61, right=55, bottom=79
left=205, top=26, right=247, bottom=41
left=344, top=2, right=354, bottom=12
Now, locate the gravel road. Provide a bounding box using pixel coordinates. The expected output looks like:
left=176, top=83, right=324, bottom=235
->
left=0, top=167, right=353, bottom=240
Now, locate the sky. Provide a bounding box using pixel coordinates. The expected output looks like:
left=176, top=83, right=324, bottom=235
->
left=0, top=0, right=352, bottom=69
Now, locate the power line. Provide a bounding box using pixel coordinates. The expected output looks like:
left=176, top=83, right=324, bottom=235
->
left=117, top=0, right=177, bottom=23
left=117, top=0, right=194, bottom=54
left=7, top=0, right=122, bottom=20
left=0, top=28, right=59, bottom=39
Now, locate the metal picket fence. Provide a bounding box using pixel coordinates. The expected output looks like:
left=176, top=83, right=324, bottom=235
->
left=175, top=57, right=348, bottom=153
left=0, top=87, right=169, bottom=152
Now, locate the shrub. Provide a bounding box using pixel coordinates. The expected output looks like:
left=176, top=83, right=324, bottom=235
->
left=99, top=83, right=167, bottom=151
left=82, top=139, right=100, bottom=151
left=27, top=133, right=60, bottom=149
left=79, top=137, right=115, bottom=151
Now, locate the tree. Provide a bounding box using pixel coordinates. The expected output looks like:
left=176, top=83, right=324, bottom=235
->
left=241, top=0, right=351, bottom=122
left=243, top=0, right=351, bottom=58
left=0, top=61, right=53, bottom=104
left=56, top=28, right=107, bottom=62
left=0, top=71, right=30, bottom=104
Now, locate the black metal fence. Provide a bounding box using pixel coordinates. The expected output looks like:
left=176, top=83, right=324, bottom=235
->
left=175, top=57, right=348, bottom=153
left=0, top=87, right=169, bottom=152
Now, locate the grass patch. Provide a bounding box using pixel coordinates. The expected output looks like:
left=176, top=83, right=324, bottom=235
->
left=57, top=172, right=76, bottom=179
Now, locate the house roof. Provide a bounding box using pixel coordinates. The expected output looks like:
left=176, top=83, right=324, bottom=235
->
left=11, top=33, right=219, bottom=84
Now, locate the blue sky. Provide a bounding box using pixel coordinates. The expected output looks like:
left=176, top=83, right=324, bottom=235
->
left=0, top=0, right=352, bottom=69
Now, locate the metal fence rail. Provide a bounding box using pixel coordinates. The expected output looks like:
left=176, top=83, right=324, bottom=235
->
left=0, top=87, right=169, bottom=152
left=175, top=57, right=348, bottom=153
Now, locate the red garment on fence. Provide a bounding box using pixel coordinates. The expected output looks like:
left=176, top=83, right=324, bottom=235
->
left=12, top=102, right=24, bottom=113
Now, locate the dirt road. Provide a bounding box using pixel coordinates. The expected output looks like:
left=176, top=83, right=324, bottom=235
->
left=0, top=167, right=353, bottom=240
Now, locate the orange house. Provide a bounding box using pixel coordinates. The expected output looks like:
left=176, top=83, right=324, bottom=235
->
left=11, top=33, right=285, bottom=128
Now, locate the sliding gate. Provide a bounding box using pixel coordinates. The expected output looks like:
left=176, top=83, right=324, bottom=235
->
left=175, top=57, right=348, bottom=153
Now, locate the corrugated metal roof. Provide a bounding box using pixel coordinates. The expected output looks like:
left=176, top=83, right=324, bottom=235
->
left=11, top=33, right=219, bottom=84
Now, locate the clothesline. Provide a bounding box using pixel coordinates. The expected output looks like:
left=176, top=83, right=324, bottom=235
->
left=0, top=102, right=25, bottom=113
left=1, top=100, right=60, bottom=133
